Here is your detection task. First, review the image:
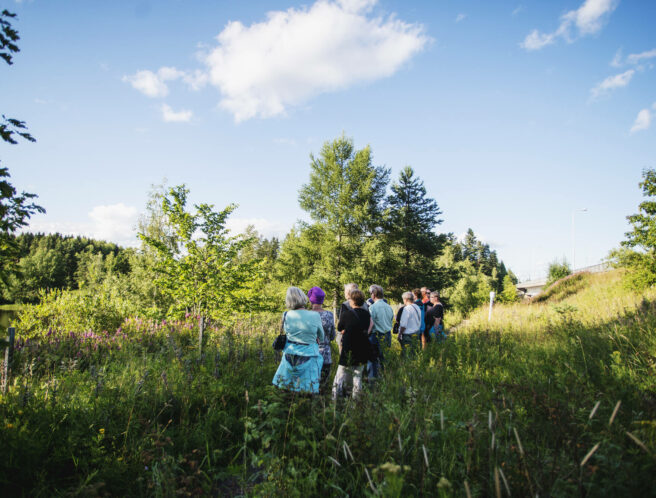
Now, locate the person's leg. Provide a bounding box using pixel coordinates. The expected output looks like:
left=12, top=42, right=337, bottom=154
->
left=376, top=332, right=386, bottom=373
left=400, top=334, right=411, bottom=358
left=320, top=362, right=331, bottom=393
left=368, top=334, right=380, bottom=380
left=352, top=365, right=364, bottom=398
left=332, top=365, right=346, bottom=399
left=412, top=333, right=421, bottom=356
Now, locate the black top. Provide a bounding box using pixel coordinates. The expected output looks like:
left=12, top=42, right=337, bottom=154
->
left=425, top=302, right=444, bottom=330
left=337, top=307, right=371, bottom=366
left=393, top=305, right=404, bottom=334
left=337, top=299, right=369, bottom=320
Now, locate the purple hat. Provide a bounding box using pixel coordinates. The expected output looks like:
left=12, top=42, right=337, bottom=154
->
left=307, top=286, right=325, bottom=305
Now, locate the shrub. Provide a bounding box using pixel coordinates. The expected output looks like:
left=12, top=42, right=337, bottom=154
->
left=546, top=259, right=571, bottom=286
left=18, top=284, right=140, bottom=335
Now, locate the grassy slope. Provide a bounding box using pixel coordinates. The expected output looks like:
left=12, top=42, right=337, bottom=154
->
left=0, top=271, right=654, bottom=496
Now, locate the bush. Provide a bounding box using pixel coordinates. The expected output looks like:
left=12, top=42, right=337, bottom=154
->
left=546, top=259, right=571, bottom=286
left=18, top=284, right=141, bottom=335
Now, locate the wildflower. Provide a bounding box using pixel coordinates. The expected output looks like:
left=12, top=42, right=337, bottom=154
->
left=99, top=428, right=105, bottom=434
left=6, top=423, right=14, bottom=429
left=437, top=477, right=452, bottom=489
left=17, top=410, right=23, bottom=416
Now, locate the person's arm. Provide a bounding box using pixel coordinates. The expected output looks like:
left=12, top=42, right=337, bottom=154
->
left=315, top=314, right=325, bottom=342
left=435, top=305, right=443, bottom=327
left=337, top=311, right=347, bottom=332
left=399, top=306, right=408, bottom=334
left=367, top=307, right=375, bottom=334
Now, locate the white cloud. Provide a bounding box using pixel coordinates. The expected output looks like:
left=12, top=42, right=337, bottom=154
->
left=160, top=104, right=193, bottom=123
left=589, top=69, right=634, bottom=99
left=627, top=48, right=656, bottom=65
left=27, top=203, right=139, bottom=247
left=610, top=48, right=623, bottom=67
left=630, top=107, right=652, bottom=133
left=123, top=0, right=427, bottom=122
left=455, top=13, right=467, bottom=23
left=521, top=0, right=618, bottom=51
left=89, top=203, right=139, bottom=243
left=202, top=0, right=429, bottom=121
left=122, top=66, right=191, bottom=98
left=123, top=70, right=170, bottom=98
left=512, top=5, right=524, bottom=16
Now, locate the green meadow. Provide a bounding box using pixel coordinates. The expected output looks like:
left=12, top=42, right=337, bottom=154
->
left=0, top=269, right=654, bottom=496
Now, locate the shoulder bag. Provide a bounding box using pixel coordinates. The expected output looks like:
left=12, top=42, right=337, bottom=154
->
left=272, top=312, right=288, bottom=351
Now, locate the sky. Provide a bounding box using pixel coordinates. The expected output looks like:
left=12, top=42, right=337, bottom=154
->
left=2, top=0, right=655, bottom=282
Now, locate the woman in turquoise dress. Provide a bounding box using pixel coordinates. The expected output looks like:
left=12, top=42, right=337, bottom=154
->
left=272, top=287, right=325, bottom=394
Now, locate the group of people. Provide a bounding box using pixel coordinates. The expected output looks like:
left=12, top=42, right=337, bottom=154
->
left=272, top=283, right=445, bottom=398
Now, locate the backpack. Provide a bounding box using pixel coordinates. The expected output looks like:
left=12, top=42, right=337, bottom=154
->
left=415, top=301, right=426, bottom=333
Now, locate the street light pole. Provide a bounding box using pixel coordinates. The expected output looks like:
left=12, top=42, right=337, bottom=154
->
left=571, top=208, right=587, bottom=270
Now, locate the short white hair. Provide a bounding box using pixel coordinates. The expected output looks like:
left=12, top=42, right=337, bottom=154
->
left=402, top=291, right=414, bottom=302
left=286, top=287, right=308, bottom=309
left=344, top=283, right=358, bottom=299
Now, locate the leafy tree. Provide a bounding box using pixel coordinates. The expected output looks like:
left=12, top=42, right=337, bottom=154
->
left=499, top=273, right=519, bottom=303
left=1, top=10, right=44, bottom=285
left=448, top=272, right=493, bottom=315
left=386, top=166, right=443, bottom=292
left=1, top=10, right=20, bottom=66
left=611, top=168, right=656, bottom=288
left=546, top=259, right=571, bottom=286
left=297, top=135, right=389, bottom=310
left=136, top=181, right=177, bottom=255
left=139, top=185, right=261, bottom=320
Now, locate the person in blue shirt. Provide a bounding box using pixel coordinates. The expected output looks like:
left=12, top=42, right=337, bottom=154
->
left=272, top=287, right=324, bottom=394
left=367, top=285, right=394, bottom=380
left=308, top=286, right=336, bottom=393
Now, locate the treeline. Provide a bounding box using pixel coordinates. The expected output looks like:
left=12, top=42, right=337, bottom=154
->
left=1, top=233, right=131, bottom=303
left=11, top=135, right=520, bottom=332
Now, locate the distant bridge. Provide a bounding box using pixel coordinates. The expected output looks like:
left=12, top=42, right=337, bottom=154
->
left=516, top=262, right=611, bottom=297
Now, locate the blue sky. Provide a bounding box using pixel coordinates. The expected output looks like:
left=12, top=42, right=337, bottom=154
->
left=3, top=0, right=655, bottom=281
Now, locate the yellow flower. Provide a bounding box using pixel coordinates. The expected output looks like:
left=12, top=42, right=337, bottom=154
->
left=17, top=410, right=23, bottom=416
left=437, top=477, right=452, bottom=489
left=99, top=428, right=105, bottom=434
left=6, top=423, right=14, bottom=429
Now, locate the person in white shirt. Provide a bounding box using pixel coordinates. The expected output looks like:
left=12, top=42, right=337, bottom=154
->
left=398, top=291, right=422, bottom=357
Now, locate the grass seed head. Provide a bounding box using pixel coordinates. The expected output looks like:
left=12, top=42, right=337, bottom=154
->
left=609, top=400, right=621, bottom=427
left=580, top=442, right=601, bottom=467
left=589, top=401, right=600, bottom=420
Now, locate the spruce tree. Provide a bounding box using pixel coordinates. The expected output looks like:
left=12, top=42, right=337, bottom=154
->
left=298, top=135, right=390, bottom=310
left=386, top=166, right=443, bottom=292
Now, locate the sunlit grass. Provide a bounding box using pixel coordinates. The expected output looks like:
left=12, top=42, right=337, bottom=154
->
left=0, top=271, right=654, bottom=496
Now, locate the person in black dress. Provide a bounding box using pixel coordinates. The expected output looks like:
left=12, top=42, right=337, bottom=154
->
left=332, top=289, right=373, bottom=399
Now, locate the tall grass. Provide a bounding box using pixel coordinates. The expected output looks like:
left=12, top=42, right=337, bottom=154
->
left=0, top=270, right=654, bottom=496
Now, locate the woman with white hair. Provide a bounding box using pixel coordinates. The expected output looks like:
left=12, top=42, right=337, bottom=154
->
left=398, top=291, right=422, bottom=357
left=272, top=287, right=325, bottom=394
left=333, top=289, right=373, bottom=399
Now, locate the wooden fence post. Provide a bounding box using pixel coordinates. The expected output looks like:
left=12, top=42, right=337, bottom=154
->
left=2, top=327, right=15, bottom=395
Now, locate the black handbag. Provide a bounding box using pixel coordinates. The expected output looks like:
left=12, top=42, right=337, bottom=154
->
left=272, top=312, right=288, bottom=351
